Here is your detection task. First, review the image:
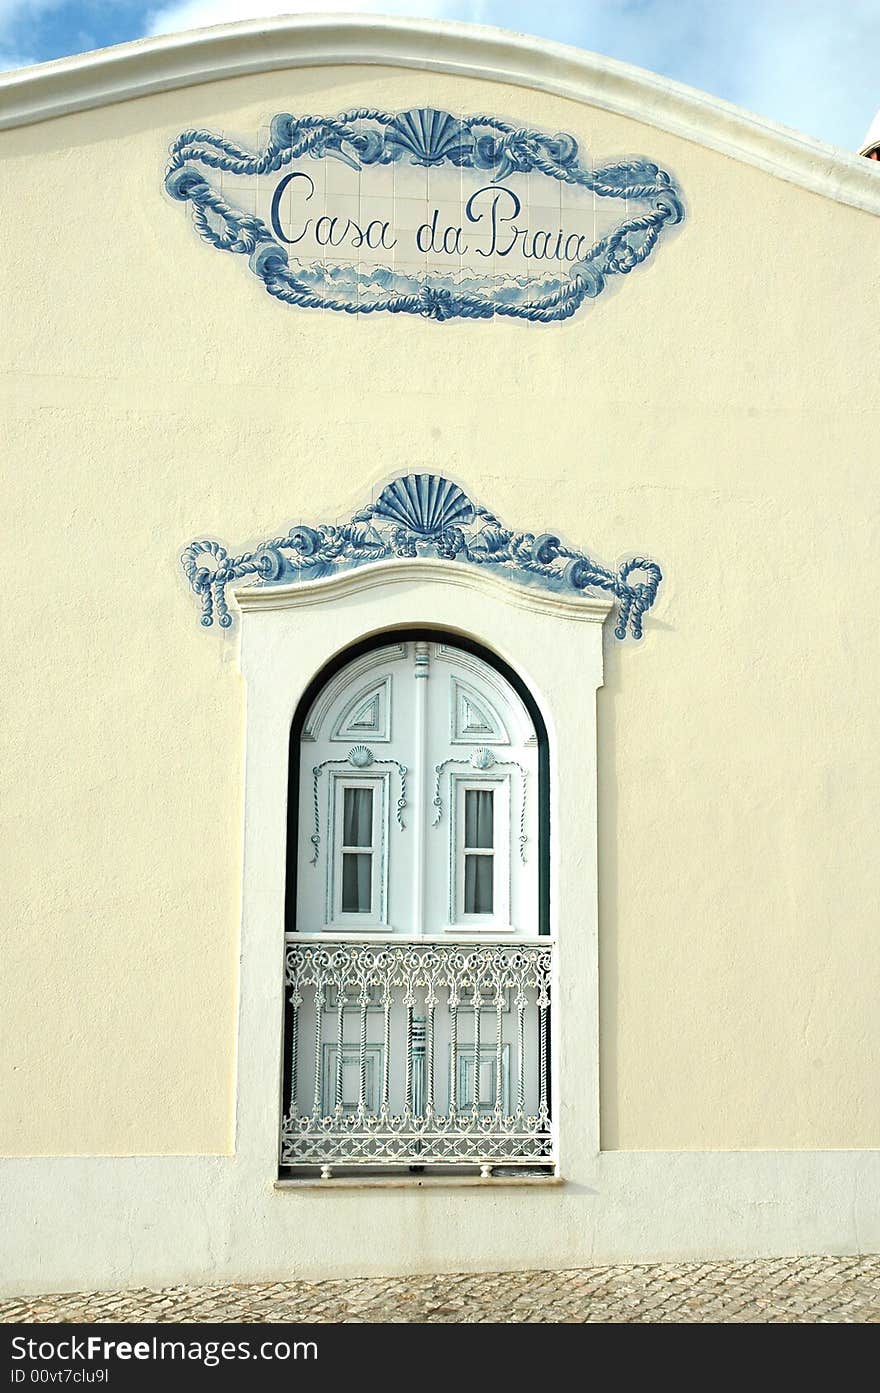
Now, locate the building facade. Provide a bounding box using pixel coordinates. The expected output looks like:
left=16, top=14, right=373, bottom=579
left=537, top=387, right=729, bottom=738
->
left=1, top=15, right=879, bottom=1295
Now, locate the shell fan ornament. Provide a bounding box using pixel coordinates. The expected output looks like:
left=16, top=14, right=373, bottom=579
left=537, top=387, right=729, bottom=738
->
left=181, top=473, right=663, bottom=641
left=471, top=748, right=496, bottom=770
left=384, top=108, right=474, bottom=166
left=370, top=476, right=474, bottom=537
left=347, top=745, right=374, bottom=768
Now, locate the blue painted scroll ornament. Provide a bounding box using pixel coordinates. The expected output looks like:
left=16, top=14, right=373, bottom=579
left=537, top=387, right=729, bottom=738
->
left=165, top=107, right=684, bottom=324
left=181, top=474, right=662, bottom=640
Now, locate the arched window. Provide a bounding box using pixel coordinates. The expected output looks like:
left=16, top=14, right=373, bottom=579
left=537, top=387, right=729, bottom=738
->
left=280, top=630, right=552, bottom=1178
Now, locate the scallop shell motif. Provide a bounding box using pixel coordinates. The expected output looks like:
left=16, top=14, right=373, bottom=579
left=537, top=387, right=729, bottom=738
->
left=385, top=108, right=473, bottom=166
left=471, top=747, right=495, bottom=770
left=348, top=745, right=374, bottom=767
left=373, top=475, right=474, bottom=537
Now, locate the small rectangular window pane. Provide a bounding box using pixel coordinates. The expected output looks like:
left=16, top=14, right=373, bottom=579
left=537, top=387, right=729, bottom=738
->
left=464, top=854, right=493, bottom=914
left=342, top=852, right=372, bottom=913
left=464, top=789, right=493, bottom=849
left=343, top=786, right=373, bottom=847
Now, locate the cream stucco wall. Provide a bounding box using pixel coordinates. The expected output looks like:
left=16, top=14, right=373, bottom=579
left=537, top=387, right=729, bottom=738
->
left=2, top=48, right=879, bottom=1173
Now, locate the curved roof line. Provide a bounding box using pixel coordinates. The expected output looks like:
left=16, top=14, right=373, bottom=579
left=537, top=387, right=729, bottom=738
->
left=1, top=13, right=878, bottom=215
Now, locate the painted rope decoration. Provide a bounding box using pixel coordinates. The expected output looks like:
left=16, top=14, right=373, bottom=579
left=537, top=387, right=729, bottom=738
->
left=165, top=107, right=684, bottom=324
left=433, top=752, right=529, bottom=863
left=181, top=473, right=663, bottom=640
left=310, top=754, right=407, bottom=865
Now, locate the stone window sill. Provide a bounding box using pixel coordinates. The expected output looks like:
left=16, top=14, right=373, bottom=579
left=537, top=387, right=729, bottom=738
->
left=275, top=1174, right=563, bottom=1190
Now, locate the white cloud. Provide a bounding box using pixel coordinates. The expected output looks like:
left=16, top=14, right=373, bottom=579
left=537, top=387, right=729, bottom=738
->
left=0, top=50, right=33, bottom=71
left=0, top=0, right=64, bottom=29
left=0, top=0, right=64, bottom=71
left=145, top=1, right=477, bottom=39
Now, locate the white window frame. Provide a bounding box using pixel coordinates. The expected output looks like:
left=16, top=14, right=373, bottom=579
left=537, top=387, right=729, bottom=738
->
left=325, top=770, right=389, bottom=930
left=449, top=773, right=511, bottom=931
left=234, top=556, right=611, bottom=1184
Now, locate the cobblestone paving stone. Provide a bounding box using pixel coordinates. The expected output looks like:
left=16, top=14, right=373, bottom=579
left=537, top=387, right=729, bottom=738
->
left=2, top=1256, right=879, bottom=1323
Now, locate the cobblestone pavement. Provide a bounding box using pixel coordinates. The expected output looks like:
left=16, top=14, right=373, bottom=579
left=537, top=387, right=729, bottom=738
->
left=2, top=1256, right=879, bottom=1323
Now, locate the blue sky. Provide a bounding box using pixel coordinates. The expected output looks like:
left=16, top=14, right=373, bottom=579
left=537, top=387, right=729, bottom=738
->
left=1, top=1, right=877, bottom=152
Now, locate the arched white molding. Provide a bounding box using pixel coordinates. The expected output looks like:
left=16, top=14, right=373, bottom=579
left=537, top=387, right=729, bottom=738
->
left=232, top=557, right=613, bottom=626
left=234, top=562, right=610, bottom=1182
left=434, top=643, right=533, bottom=749
left=302, top=644, right=405, bottom=743
left=1, top=15, right=879, bottom=216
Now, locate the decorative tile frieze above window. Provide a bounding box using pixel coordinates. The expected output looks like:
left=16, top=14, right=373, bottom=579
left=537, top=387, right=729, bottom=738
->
left=181, top=474, right=663, bottom=640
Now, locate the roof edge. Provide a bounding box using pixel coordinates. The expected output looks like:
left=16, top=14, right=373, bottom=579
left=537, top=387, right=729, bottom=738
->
left=1, top=13, right=878, bottom=215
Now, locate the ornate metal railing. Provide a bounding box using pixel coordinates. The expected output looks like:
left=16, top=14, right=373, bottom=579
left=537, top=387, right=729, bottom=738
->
left=281, top=938, right=554, bottom=1175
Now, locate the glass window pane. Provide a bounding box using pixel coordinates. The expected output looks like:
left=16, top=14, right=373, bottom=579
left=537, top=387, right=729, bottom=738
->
left=342, top=853, right=372, bottom=913
left=343, top=786, right=373, bottom=847
left=464, top=854, right=493, bottom=914
left=464, top=789, right=493, bottom=848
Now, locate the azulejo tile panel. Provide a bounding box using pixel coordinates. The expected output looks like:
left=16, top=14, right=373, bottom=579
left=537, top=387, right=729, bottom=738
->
left=181, top=474, right=663, bottom=640
left=165, top=106, right=685, bottom=323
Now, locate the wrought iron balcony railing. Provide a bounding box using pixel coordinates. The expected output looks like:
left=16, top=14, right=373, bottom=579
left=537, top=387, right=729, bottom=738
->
left=281, top=938, right=554, bottom=1176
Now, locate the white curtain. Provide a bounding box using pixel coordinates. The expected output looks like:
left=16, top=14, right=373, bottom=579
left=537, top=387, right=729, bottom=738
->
left=465, top=789, right=493, bottom=848
left=343, top=787, right=373, bottom=846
